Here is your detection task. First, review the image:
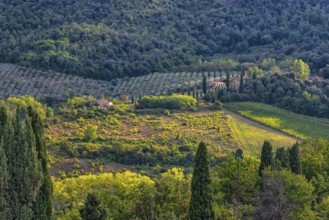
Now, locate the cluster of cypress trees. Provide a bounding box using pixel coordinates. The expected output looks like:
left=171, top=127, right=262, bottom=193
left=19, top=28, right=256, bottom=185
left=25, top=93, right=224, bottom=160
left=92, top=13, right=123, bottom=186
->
left=258, top=140, right=300, bottom=176
left=0, top=104, right=52, bottom=219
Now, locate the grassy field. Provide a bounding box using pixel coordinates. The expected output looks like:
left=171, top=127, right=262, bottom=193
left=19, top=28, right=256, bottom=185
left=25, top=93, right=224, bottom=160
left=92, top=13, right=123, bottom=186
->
left=228, top=116, right=296, bottom=155
left=225, top=102, right=329, bottom=140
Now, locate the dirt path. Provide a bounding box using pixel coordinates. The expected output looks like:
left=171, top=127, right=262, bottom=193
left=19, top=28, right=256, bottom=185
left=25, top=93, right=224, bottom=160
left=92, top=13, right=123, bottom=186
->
left=223, top=108, right=302, bottom=143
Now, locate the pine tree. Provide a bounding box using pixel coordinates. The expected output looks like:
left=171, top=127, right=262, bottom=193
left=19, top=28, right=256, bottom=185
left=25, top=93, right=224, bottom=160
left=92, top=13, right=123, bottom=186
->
left=28, top=107, right=52, bottom=219
left=275, top=147, right=289, bottom=169
left=289, top=143, right=300, bottom=174
left=259, top=141, right=273, bottom=176
left=188, top=142, right=214, bottom=220
left=80, top=193, right=107, bottom=220
left=202, top=76, right=207, bottom=95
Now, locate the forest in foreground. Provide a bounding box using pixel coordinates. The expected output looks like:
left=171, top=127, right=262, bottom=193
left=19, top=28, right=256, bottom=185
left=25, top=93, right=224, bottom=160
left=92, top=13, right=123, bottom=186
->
left=1, top=96, right=329, bottom=219
left=2, top=0, right=329, bottom=79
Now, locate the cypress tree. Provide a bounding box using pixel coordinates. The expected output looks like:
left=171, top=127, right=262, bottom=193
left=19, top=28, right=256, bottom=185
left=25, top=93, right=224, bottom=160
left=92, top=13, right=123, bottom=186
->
left=234, top=148, right=244, bottom=159
left=289, top=143, right=300, bottom=174
left=1, top=106, right=44, bottom=219
left=188, top=142, right=214, bottom=220
left=80, top=193, right=107, bottom=220
left=196, top=90, right=199, bottom=99
left=0, top=140, right=9, bottom=218
left=275, top=147, right=289, bottom=169
left=192, top=88, right=195, bottom=98
left=258, top=141, right=273, bottom=176
left=252, top=72, right=257, bottom=80
left=28, top=107, right=52, bottom=219
left=202, top=76, right=207, bottom=94
left=239, top=66, right=244, bottom=92
left=226, top=71, right=230, bottom=88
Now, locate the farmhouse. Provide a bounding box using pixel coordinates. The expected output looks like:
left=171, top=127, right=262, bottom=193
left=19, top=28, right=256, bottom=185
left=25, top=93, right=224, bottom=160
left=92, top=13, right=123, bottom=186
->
left=207, top=81, right=226, bottom=89
left=97, top=99, right=113, bottom=108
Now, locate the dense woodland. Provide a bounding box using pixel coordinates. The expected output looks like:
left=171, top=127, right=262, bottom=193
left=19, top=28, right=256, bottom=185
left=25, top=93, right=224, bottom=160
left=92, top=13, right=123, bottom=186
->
left=2, top=0, right=329, bottom=79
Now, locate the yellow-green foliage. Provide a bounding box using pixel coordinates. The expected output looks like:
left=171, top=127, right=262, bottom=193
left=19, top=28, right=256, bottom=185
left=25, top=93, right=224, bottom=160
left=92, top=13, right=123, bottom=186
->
left=137, top=94, right=197, bottom=109
left=225, top=102, right=329, bottom=140
left=53, top=171, right=154, bottom=219
left=6, top=96, right=47, bottom=119
left=53, top=168, right=192, bottom=219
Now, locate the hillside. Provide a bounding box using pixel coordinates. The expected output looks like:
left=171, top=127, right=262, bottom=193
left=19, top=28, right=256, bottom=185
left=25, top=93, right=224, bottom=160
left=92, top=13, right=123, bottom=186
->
left=46, top=100, right=296, bottom=177
left=2, top=0, right=329, bottom=79
left=0, top=63, right=238, bottom=101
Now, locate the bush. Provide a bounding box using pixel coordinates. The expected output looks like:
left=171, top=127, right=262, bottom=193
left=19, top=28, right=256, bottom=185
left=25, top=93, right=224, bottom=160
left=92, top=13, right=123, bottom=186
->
left=84, top=125, right=97, bottom=142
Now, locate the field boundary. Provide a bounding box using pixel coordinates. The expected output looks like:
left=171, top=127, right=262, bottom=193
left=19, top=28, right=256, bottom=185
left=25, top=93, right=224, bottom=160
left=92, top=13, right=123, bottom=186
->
left=223, top=108, right=302, bottom=143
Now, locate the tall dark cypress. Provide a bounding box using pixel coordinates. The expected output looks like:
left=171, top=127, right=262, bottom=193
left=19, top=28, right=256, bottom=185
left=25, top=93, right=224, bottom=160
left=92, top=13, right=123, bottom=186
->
left=226, top=71, right=230, bottom=88
left=289, top=143, right=300, bottom=174
left=188, top=142, right=214, bottom=220
left=0, top=140, right=9, bottom=218
left=275, top=147, right=289, bottom=169
left=28, top=107, right=53, bottom=219
left=4, top=108, right=42, bottom=219
left=80, top=193, right=107, bottom=220
left=202, top=75, right=207, bottom=95
left=258, top=141, right=273, bottom=176
left=239, top=66, right=244, bottom=92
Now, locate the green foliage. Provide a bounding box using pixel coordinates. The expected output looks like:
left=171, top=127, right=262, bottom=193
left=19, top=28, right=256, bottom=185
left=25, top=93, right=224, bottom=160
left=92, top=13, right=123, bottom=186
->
left=83, top=125, right=97, bottom=142
left=137, top=94, right=197, bottom=110
left=80, top=193, right=106, bottom=220
left=275, top=147, right=289, bottom=169
left=258, top=141, right=273, bottom=176
left=28, top=107, right=52, bottom=219
left=213, top=157, right=259, bottom=219
left=7, top=96, right=47, bottom=119
left=189, top=142, right=214, bottom=220
left=279, top=170, right=316, bottom=219
left=290, top=59, right=310, bottom=80
left=0, top=101, right=51, bottom=219
left=0, top=140, right=9, bottom=218
left=260, top=58, right=276, bottom=70
left=289, top=143, right=300, bottom=174
left=299, top=139, right=329, bottom=180
left=155, top=168, right=191, bottom=217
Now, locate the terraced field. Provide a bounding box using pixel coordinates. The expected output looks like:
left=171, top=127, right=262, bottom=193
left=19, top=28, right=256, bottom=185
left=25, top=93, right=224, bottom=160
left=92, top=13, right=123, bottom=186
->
left=0, top=63, right=238, bottom=101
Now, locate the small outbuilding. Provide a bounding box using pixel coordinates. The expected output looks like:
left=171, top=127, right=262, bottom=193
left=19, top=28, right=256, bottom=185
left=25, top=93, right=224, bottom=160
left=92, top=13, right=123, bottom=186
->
left=207, top=81, right=226, bottom=89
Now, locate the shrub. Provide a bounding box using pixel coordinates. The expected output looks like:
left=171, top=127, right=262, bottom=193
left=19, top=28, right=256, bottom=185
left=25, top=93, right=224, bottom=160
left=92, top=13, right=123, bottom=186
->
left=84, top=125, right=98, bottom=142
left=137, top=94, right=197, bottom=110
